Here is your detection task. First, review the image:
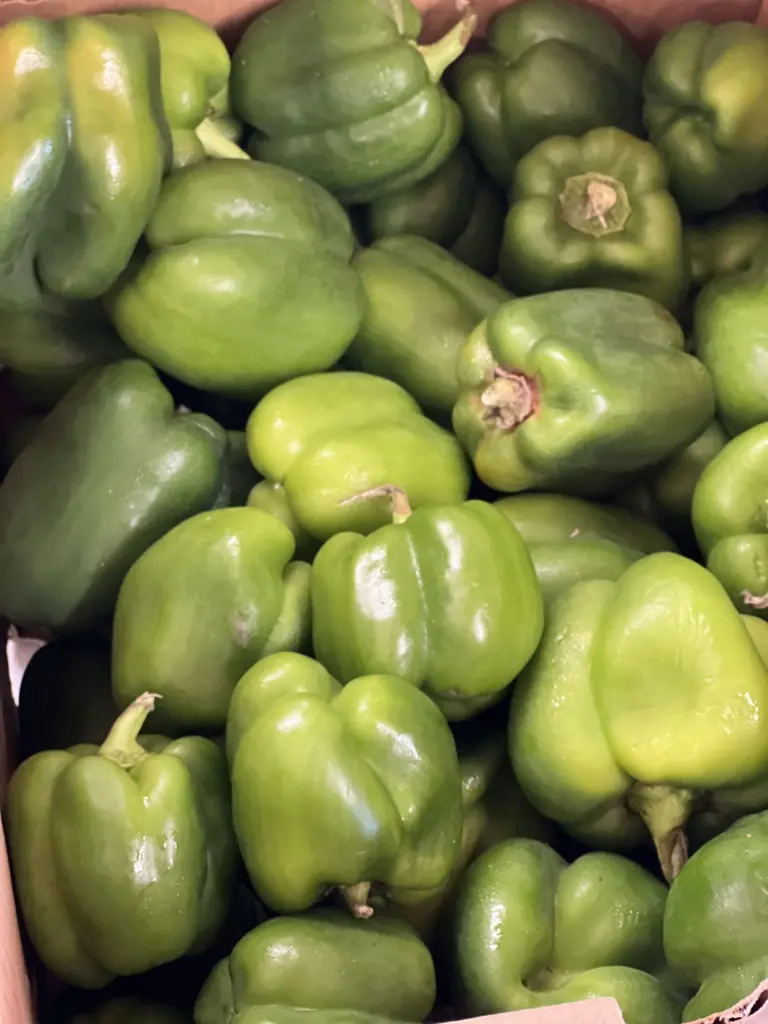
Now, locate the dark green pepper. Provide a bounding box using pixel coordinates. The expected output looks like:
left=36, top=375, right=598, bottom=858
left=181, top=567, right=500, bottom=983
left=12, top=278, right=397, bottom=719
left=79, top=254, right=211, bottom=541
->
left=685, top=209, right=768, bottom=289
left=65, top=998, right=189, bottom=1024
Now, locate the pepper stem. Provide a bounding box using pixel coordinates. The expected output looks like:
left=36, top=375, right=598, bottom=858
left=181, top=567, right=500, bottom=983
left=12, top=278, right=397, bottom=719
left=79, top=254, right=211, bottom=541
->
left=559, top=172, right=631, bottom=237
left=99, top=692, right=161, bottom=770
left=341, top=882, right=375, bottom=919
left=339, top=485, right=412, bottom=525
left=415, top=0, right=477, bottom=83
left=195, top=118, right=251, bottom=161
left=629, top=784, right=694, bottom=883
left=481, top=367, right=538, bottom=432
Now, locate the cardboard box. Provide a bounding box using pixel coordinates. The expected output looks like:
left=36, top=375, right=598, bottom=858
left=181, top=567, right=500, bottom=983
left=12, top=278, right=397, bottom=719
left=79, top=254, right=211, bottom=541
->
left=2, top=0, right=768, bottom=1020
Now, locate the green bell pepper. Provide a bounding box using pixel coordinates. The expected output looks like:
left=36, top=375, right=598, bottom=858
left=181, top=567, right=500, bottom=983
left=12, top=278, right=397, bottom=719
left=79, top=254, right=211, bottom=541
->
left=665, top=809, right=768, bottom=1021
left=0, top=14, right=168, bottom=306
left=360, top=146, right=506, bottom=276
left=510, top=554, right=768, bottom=882
left=692, top=423, right=768, bottom=617
left=743, top=614, right=768, bottom=667
left=450, top=0, right=643, bottom=189
left=346, top=237, right=510, bottom=418
left=227, top=652, right=462, bottom=915
left=500, top=127, right=686, bottom=311
left=231, top=0, right=475, bottom=205
left=213, top=432, right=261, bottom=510
left=245, top=372, right=469, bottom=542
left=454, top=839, right=678, bottom=1024
left=112, top=507, right=311, bottom=735
left=312, top=489, right=543, bottom=720
left=685, top=209, right=768, bottom=289
left=0, top=412, right=42, bottom=474
left=6, top=693, right=237, bottom=989
left=0, top=360, right=226, bottom=633
left=453, top=289, right=714, bottom=495
left=194, top=910, right=435, bottom=1024
left=495, top=494, right=675, bottom=604
left=65, top=998, right=189, bottom=1024
left=107, top=160, right=364, bottom=400
left=644, top=22, right=768, bottom=214
left=246, top=481, right=317, bottom=563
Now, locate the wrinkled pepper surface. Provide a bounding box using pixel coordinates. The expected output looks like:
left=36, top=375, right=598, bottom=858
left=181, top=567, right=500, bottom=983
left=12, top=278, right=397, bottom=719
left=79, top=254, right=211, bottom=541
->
left=312, top=490, right=544, bottom=720
left=6, top=694, right=237, bottom=988
left=454, top=839, right=678, bottom=1024
left=685, top=209, right=768, bottom=289
left=112, top=507, right=311, bottom=735
left=500, top=127, right=686, bottom=311
left=227, top=652, right=462, bottom=915
left=0, top=360, right=226, bottom=633
left=453, top=289, right=714, bottom=495
left=194, top=909, right=435, bottom=1024
left=510, top=554, right=768, bottom=881
left=245, top=372, right=469, bottom=542
left=107, top=161, right=364, bottom=400
left=346, top=237, right=510, bottom=418
left=231, top=0, right=475, bottom=204
left=644, top=22, right=768, bottom=213
left=450, top=0, right=643, bottom=188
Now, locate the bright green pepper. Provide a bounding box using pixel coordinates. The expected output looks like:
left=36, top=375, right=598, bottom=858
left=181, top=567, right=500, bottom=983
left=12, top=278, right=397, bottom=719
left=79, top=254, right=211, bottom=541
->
left=227, top=652, right=462, bottom=916
left=509, top=554, right=768, bottom=881
left=231, top=0, right=475, bottom=205
left=112, top=507, right=311, bottom=735
left=0, top=15, right=169, bottom=306
left=107, top=160, right=364, bottom=400
left=194, top=910, right=435, bottom=1024
left=685, top=209, right=768, bottom=289
left=346, top=237, right=510, bottom=419
left=6, top=694, right=237, bottom=989
left=500, top=127, right=686, bottom=311
left=360, top=146, right=506, bottom=276
left=450, top=0, right=643, bottom=189
left=644, top=22, right=768, bottom=214
left=453, top=289, right=714, bottom=495
left=245, top=372, right=469, bottom=543
left=312, top=490, right=543, bottom=720
left=0, top=360, right=226, bottom=633
left=454, top=839, right=679, bottom=1024
left=246, top=481, right=317, bottom=562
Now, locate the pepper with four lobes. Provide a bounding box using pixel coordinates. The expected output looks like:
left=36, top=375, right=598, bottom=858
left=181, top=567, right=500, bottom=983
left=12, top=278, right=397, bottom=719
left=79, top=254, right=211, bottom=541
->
left=450, top=0, right=643, bottom=189
left=510, top=553, right=768, bottom=883
left=692, top=423, right=768, bottom=618
left=346, top=237, right=511, bottom=420
left=245, top=372, right=469, bottom=543
left=226, top=652, right=463, bottom=918
left=453, top=289, right=714, bottom=496
left=6, top=693, right=237, bottom=989
left=685, top=209, right=768, bottom=290
left=0, top=360, right=226, bottom=633
left=0, top=14, right=169, bottom=308
left=107, top=160, right=365, bottom=400
left=112, top=507, right=312, bottom=735
left=231, top=0, right=475, bottom=205
left=194, top=909, right=436, bottom=1024
left=454, top=839, right=679, bottom=1024
left=494, top=493, right=675, bottom=605
left=644, top=21, right=768, bottom=214
left=500, top=127, right=687, bottom=311
left=312, top=487, right=544, bottom=720
left=360, top=146, right=506, bottom=276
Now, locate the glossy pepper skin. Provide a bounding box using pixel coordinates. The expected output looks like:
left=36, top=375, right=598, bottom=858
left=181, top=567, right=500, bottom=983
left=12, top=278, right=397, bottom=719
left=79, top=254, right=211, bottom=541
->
left=194, top=909, right=436, bottom=1024
left=312, top=492, right=544, bottom=720
left=231, top=0, right=475, bottom=205
left=346, top=237, right=511, bottom=419
left=107, top=161, right=364, bottom=400
left=245, top=372, right=469, bottom=542
left=0, top=15, right=168, bottom=306
left=6, top=694, right=237, bottom=989
left=510, top=554, right=768, bottom=882
left=692, top=423, right=768, bottom=617
left=113, top=508, right=311, bottom=735
left=450, top=0, right=643, bottom=189
left=665, top=810, right=768, bottom=1021
left=453, top=289, right=714, bottom=496
left=454, top=839, right=678, bottom=1024
left=500, top=127, right=686, bottom=311
left=246, top=481, right=317, bottom=563
left=0, top=360, right=226, bottom=633
left=685, top=209, right=768, bottom=290
left=495, top=494, right=675, bottom=605
left=644, top=22, right=768, bottom=214
left=360, top=146, right=506, bottom=276
left=226, top=652, right=462, bottom=916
